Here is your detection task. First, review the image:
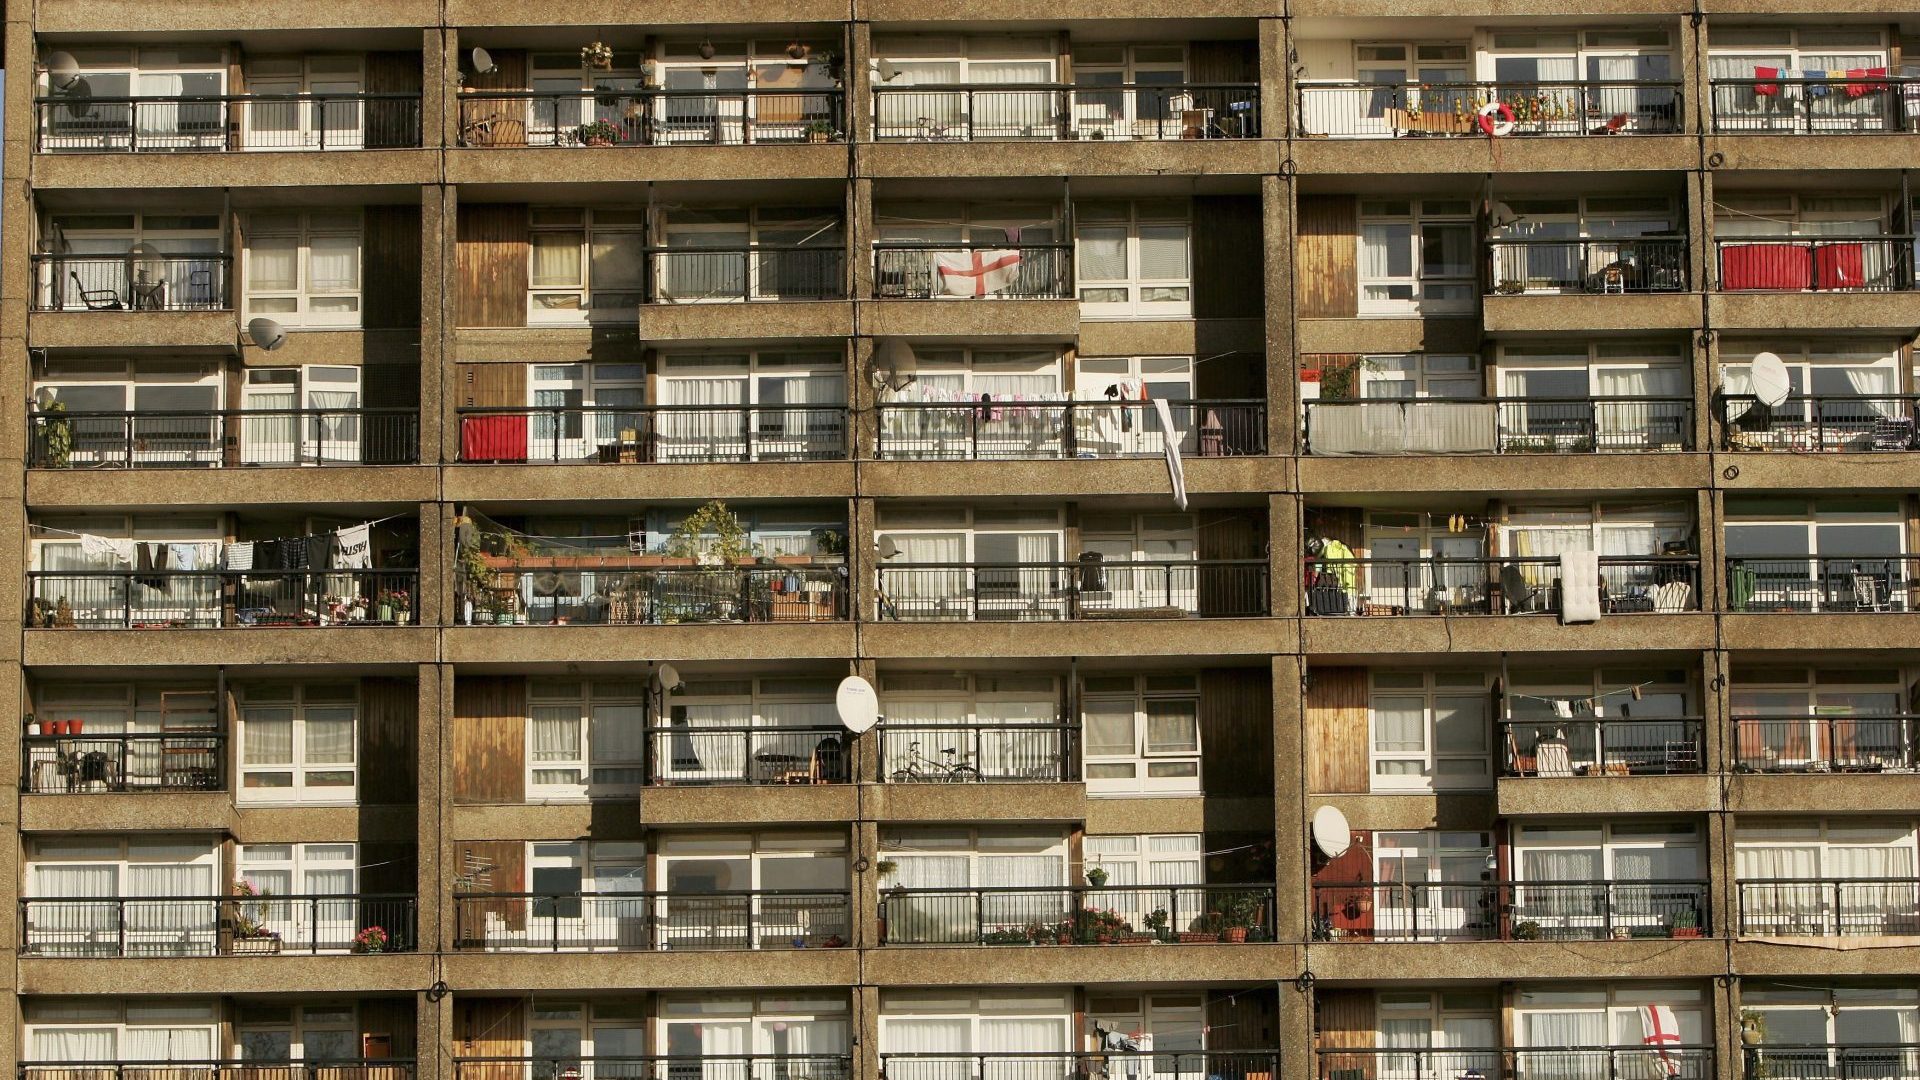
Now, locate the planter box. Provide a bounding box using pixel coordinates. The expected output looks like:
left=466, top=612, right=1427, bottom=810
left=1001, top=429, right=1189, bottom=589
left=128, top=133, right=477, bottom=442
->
left=230, top=936, right=282, bottom=955
left=1177, top=931, right=1220, bottom=944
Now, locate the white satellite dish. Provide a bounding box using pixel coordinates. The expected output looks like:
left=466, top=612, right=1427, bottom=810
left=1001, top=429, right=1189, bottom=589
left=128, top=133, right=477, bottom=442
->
left=1749, top=350, right=1792, bottom=408
left=871, top=57, right=902, bottom=83
left=1311, top=804, right=1353, bottom=859
left=130, top=241, right=164, bottom=280
left=34, top=386, right=58, bottom=410
left=655, top=663, right=683, bottom=693
left=876, top=535, right=900, bottom=560
left=471, top=47, right=497, bottom=76
left=246, top=317, right=287, bottom=352
left=871, top=338, right=918, bottom=391
left=46, top=51, right=81, bottom=89
left=1489, top=201, right=1522, bottom=229
left=835, top=675, right=880, bottom=734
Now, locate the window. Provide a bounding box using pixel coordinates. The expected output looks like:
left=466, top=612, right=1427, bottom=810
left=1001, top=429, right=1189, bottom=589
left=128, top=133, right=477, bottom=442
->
left=1729, top=666, right=1912, bottom=770
left=1080, top=513, right=1201, bottom=613
left=879, top=989, right=1072, bottom=1061
left=528, top=51, right=643, bottom=145
left=243, top=56, right=365, bottom=149
left=240, top=365, right=365, bottom=465
left=1068, top=44, right=1188, bottom=140
left=1512, top=821, right=1704, bottom=934
left=1081, top=673, right=1201, bottom=796
left=237, top=683, right=358, bottom=804
left=1720, top=340, right=1901, bottom=405
left=1483, top=30, right=1676, bottom=131
left=1082, top=835, right=1204, bottom=932
left=40, top=47, right=226, bottom=152
left=877, top=672, right=1063, bottom=782
left=1502, top=667, right=1694, bottom=772
left=39, top=212, right=224, bottom=311
left=31, top=513, right=223, bottom=628
left=656, top=351, right=846, bottom=462
left=881, top=349, right=1064, bottom=458
left=1512, top=984, right=1706, bottom=1064
left=33, top=358, right=223, bottom=466
left=1076, top=200, right=1191, bottom=318
left=1370, top=833, right=1495, bottom=941
left=1708, top=27, right=1889, bottom=131
left=658, top=676, right=839, bottom=784
left=243, top=211, right=362, bottom=327
left=1714, top=195, right=1897, bottom=292
left=1735, top=819, right=1920, bottom=935
left=1073, top=357, right=1199, bottom=456
left=502, top=841, right=646, bottom=940
left=528, top=208, right=647, bottom=323
left=1489, top=196, right=1682, bottom=296
left=1340, top=44, right=1471, bottom=135
left=27, top=683, right=217, bottom=792
left=526, top=678, right=646, bottom=799
left=1373, top=990, right=1498, bottom=1074
left=527, top=1000, right=646, bottom=1066
left=1358, top=199, right=1474, bottom=315
left=657, top=831, right=849, bottom=949
left=1357, top=354, right=1481, bottom=399
left=870, top=37, right=1057, bottom=138
left=875, top=203, right=1063, bottom=300
left=25, top=835, right=219, bottom=957
left=651, top=41, right=837, bottom=145
left=235, top=844, right=359, bottom=952
left=26, top=998, right=219, bottom=1062
left=525, top=363, right=646, bottom=460
left=1496, top=342, right=1691, bottom=450
left=658, top=994, right=850, bottom=1060
left=1369, top=671, right=1491, bottom=792
left=1724, top=496, right=1906, bottom=612
left=875, top=505, right=1065, bottom=620
left=1742, top=984, right=1920, bottom=1050
left=658, top=206, right=842, bottom=303
left=880, top=827, right=1068, bottom=940
left=236, top=1004, right=357, bottom=1061
left=1084, top=994, right=1207, bottom=1054
left=1357, top=511, right=1487, bottom=613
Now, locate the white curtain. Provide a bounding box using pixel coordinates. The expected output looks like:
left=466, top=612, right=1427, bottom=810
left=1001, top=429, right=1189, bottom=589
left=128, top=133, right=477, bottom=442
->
left=124, top=1028, right=213, bottom=1062
left=1078, top=227, right=1129, bottom=282
left=669, top=702, right=752, bottom=778
left=32, top=1029, right=116, bottom=1061
left=1735, top=846, right=1821, bottom=921
left=307, top=236, right=360, bottom=294
left=589, top=703, right=646, bottom=787
left=531, top=232, right=583, bottom=289
left=887, top=534, right=965, bottom=609
left=884, top=700, right=966, bottom=776
left=304, top=710, right=355, bottom=764
left=1831, top=845, right=1918, bottom=921
left=1843, top=366, right=1899, bottom=418
left=31, top=865, right=118, bottom=939
left=661, top=377, right=749, bottom=454
left=890, top=854, right=970, bottom=941
left=981, top=1018, right=1065, bottom=1053
left=780, top=1019, right=850, bottom=1058
left=885, top=1019, right=969, bottom=1054
left=530, top=706, right=583, bottom=786
left=243, top=713, right=295, bottom=767
left=248, top=237, right=300, bottom=291
left=1522, top=1013, right=1608, bottom=1080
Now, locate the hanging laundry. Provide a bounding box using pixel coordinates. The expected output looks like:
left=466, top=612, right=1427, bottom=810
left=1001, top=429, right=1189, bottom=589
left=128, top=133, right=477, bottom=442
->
left=167, top=543, right=200, bottom=572
left=334, top=523, right=372, bottom=570
left=79, top=533, right=117, bottom=564
left=1753, top=66, right=1780, bottom=96
left=283, top=538, right=309, bottom=570
left=134, top=542, right=170, bottom=591
left=226, top=541, right=256, bottom=571
left=1803, top=69, right=1832, bottom=98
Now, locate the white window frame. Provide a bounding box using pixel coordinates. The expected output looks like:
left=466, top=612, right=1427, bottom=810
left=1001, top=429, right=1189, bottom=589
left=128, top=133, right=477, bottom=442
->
left=26, top=999, right=221, bottom=1062
left=25, top=835, right=220, bottom=958
left=1728, top=665, right=1909, bottom=771
left=656, top=830, right=849, bottom=950
left=1707, top=27, right=1890, bottom=133
left=1369, top=670, right=1492, bottom=793
left=1075, top=200, right=1192, bottom=319
left=869, top=37, right=1058, bottom=139
left=1734, top=818, right=1920, bottom=935
left=528, top=207, right=648, bottom=324
left=241, top=55, right=366, bottom=150
left=656, top=993, right=851, bottom=1060
left=1511, top=820, right=1705, bottom=935
left=40, top=47, right=228, bottom=153
left=234, top=843, right=359, bottom=953
left=1081, top=672, right=1202, bottom=796
left=526, top=677, right=648, bottom=801
left=239, top=364, right=365, bottom=465
left=1358, top=199, right=1475, bottom=316
left=877, top=671, right=1062, bottom=782
left=1741, top=984, right=1920, bottom=1049
left=656, top=351, right=846, bottom=462
left=236, top=683, right=360, bottom=806
left=657, top=675, right=841, bottom=785
left=1081, top=836, right=1205, bottom=934
left=1512, top=983, right=1706, bottom=1053
left=1066, top=43, right=1189, bottom=141
left=40, top=211, right=224, bottom=312
left=526, top=999, right=649, bottom=1064
left=34, top=358, right=223, bottom=466
left=1085, top=992, right=1208, bottom=1065
left=875, top=505, right=1067, bottom=620
left=1357, top=354, right=1482, bottom=399
left=242, top=210, right=363, bottom=328
left=1723, top=496, right=1907, bottom=612
left=878, top=989, right=1073, bottom=1057
left=657, top=206, right=841, bottom=304
left=235, top=1002, right=359, bottom=1061
left=527, top=51, right=644, bottom=147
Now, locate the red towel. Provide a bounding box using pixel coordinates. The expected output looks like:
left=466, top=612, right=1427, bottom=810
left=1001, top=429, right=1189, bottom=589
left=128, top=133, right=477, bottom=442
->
left=1721, top=244, right=1810, bottom=291
left=1813, top=242, right=1866, bottom=290
left=460, top=414, right=529, bottom=463
left=1754, top=66, right=1780, bottom=97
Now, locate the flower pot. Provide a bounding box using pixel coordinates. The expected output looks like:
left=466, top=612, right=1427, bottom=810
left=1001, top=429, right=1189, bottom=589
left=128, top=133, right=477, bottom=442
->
left=1671, top=927, right=1702, bottom=939
left=1222, top=927, right=1249, bottom=944
left=584, top=136, right=613, bottom=147
left=1610, top=926, right=1630, bottom=941
left=67, top=719, right=82, bottom=734
left=1177, top=931, right=1219, bottom=944
left=26, top=722, right=41, bottom=736
left=231, top=936, right=282, bottom=955
left=376, top=604, right=393, bottom=623
left=808, top=131, right=829, bottom=143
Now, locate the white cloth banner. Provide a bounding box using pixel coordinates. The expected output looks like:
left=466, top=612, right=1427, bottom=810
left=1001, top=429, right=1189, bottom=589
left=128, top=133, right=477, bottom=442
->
left=1153, top=397, right=1187, bottom=510
left=334, top=524, right=372, bottom=569
left=1639, top=1005, right=1683, bottom=1077
left=934, top=249, right=1022, bottom=296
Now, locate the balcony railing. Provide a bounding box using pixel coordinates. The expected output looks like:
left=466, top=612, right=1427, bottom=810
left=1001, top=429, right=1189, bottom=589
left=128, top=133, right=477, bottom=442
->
left=873, top=242, right=1073, bottom=300
left=22, top=731, right=226, bottom=793
left=456, top=405, right=848, bottom=464
left=1306, top=556, right=1699, bottom=617
left=22, top=1062, right=416, bottom=1080
left=1720, top=395, right=1920, bottom=452
left=1488, top=237, right=1688, bottom=294
left=1712, top=76, right=1918, bottom=134
left=456, top=88, right=845, bottom=147
left=1298, top=80, right=1682, bottom=138
left=647, top=725, right=850, bottom=785
left=878, top=883, right=1274, bottom=945
left=876, top=399, right=1266, bottom=460
left=1500, top=718, right=1707, bottom=777
left=453, top=890, right=851, bottom=951
left=1726, top=557, right=1919, bottom=613
left=876, top=559, right=1269, bottom=621
left=878, top=722, right=1078, bottom=783
left=1318, top=1048, right=1713, bottom=1080
left=28, top=408, right=420, bottom=468
left=31, top=253, right=230, bottom=311
left=26, top=569, right=421, bottom=629
left=1716, top=237, right=1914, bottom=292
left=459, top=564, right=847, bottom=626
left=1731, top=714, right=1920, bottom=773
left=1739, top=879, right=1920, bottom=937
left=1311, top=880, right=1709, bottom=943
left=1744, top=1045, right=1920, bottom=1080
left=1302, top=398, right=1692, bottom=455
left=881, top=1053, right=1279, bottom=1080
left=35, top=92, right=423, bottom=152
left=453, top=1057, right=852, bottom=1080
left=19, top=894, right=417, bottom=955
left=650, top=245, right=845, bottom=302
left=873, top=83, right=1259, bottom=141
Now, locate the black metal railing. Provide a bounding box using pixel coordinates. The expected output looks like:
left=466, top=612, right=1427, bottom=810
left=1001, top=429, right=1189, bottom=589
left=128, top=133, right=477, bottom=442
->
left=873, top=83, right=1260, bottom=141
left=1726, top=557, right=1920, bottom=613
left=453, top=1057, right=851, bottom=1080
left=453, top=890, right=851, bottom=951
left=456, top=405, right=847, bottom=463
left=32, top=253, right=230, bottom=311
left=1744, top=1045, right=1920, bottom=1080
left=878, top=883, right=1273, bottom=945
left=1302, top=397, right=1693, bottom=455
left=1488, top=237, right=1688, bottom=294
left=1730, top=714, right=1920, bottom=773
left=459, top=564, right=846, bottom=625
left=1712, top=76, right=1916, bottom=134
left=1313, top=881, right=1502, bottom=942
left=1318, top=1047, right=1713, bottom=1080
left=457, top=88, right=845, bottom=147
left=22, top=731, right=227, bottom=793
left=647, top=725, right=851, bottom=785
left=35, top=92, right=423, bottom=152
left=19, top=894, right=417, bottom=955
left=28, top=408, right=420, bottom=468
left=1715, top=237, right=1915, bottom=293
left=1311, top=881, right=1709, bottom=943
left=1500, top=718, right=1707, bottom=777
left=1298, top=80, right=1683, bottom=138
left=21, top=1061, right=417, bottom=1080
left=26, top=569, right=421, bottom=629
left=1306, top=556, right=1699, bottom=617
left=876, top=399, right=1265, bottom=460
left=1738, top=880, right=1920, bottom=937
left=875, top=559, right=1269, bottom=621
left=649, top=245, right=845, bottom=302
left=1720, top=395, right=1920, bottom=451
left=883, top=1054, right=1279, bottom=1080
left=879, top=723, right=1078, bottom=783
left=873, top=241, right=1073, bottom=299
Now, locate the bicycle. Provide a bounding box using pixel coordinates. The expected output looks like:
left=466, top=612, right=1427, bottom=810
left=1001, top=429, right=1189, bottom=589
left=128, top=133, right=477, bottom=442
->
left=888, top=740, right=981, bottom=783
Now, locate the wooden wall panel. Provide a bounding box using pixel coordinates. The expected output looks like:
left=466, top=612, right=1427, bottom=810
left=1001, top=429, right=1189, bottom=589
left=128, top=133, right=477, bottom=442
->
left=1190, top=40, right=1259, bottom=85
left=1310, top=506, right=1365, bottom=550
left=451, top=676, right=526, bottom=803
left=1307, top=667, right=1369, bottom=794
left=454, top=997, right=526, bottom=1070
left=456, top=363, right=528, bottom=409
left=1199, top=508, right=1268, bottom=616
left=1194, top=195, right=1263, bottom=319
left=455, top=205, right=529, bottom=329
left=1297, top=196, right=1358, bottom=319
left=1317, top=989, right=1378, bottom=1080
left=1311, top=828, right=1375, bottom=938
left=363, top=205, right=422, bottom=330
left=1201, top=667, right=1273, bottom=797
left=358, top=998, right=417, bottom=1057
left=359, top=677, right=417, bottom=803
left=366, top=52, right=424, bottom=148
left=458, top=51, right=530, bottom=147
left=1207, top=987, right=1277, bottom=1056
left=455, top=841, right=526, bottom=939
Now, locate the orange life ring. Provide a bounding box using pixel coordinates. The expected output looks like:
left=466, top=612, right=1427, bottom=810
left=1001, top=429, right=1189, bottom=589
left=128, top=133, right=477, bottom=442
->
left=1477, top=101, right=1516, bottom=136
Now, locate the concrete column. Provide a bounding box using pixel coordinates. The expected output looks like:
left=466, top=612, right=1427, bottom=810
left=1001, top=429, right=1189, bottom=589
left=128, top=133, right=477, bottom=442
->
left=433, top=28, right=459, bottom=151
left=1696, top=487, right=1723, bottom=614
left=416, top=662, right=450, bottom=1080
left=1700, top=648, right=1729, bottom=777
left=1279, top=974, right=1314, bottom=1080
left=1258, top=17, right=1292, bottom=141
left=850, top=175, right=876, bottom=306
left=420, top=183, right=448, bottom=466
left=847, top=22, right=875, bottom=145
left=855, top=984, right=882, bottom=1080
left=1262, top=174, right=1297, bottom=457
left=421, top=988, right=454, bottom=1080
left=1705, top=796, right=1736, bottom=941
left=853, top=494, right=877, bottom=626
left=1692, top=320, right=1717, bottom=455
left=1269, top=493, right=1300, bottom=621
left=1678, top=14, right=1705, bottom=137
left=1272, top=655, right=1307, bottom=942
left=1718, top=978, right=1746, bottom=1080
left=1690, top=165, right=1714, bottom=295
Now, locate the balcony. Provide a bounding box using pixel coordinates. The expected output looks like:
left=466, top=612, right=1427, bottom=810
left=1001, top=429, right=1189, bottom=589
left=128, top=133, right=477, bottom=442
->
left=882, top=1053, right=1278, bottom=1080
left=1500, top=718, right=1706, bottom=777
left=456, top=88, right=845, bottom=147
left=1488, top=237, right=1688, bottom=295
left=456, top=405, right=847, bottom=464
left=646, top=724, right=850, bottom=785
left=31, top=252, right=229, bottom=312
left=452, top=890, right=851, bottom=951
left=18, top=893, right=418, bottom=955
left=876, top=399, right=1266, bottom=460
left=1738, top=879, right=1920, bottom=937
left=28, top=408, right=420, bottom=468
left=1720, top=396, right=1920, bottom=452
left=1297, top=81, right=1682, bottom=138
left=458, top=562, right=847, bottom=626
left=1302, top=398, right=1692, bottom=455
left=1726, top=557, right=1919, bottom=613
left=878, top=720, right=1078, bottom=783
left=1318, top=1048, right=1713, bottom=1080
left=34, top=92, right=423, bottom=152
left=1715, top=237, right=1915, bottom=292
left=22, top=1063, right=415, bottom=1080
left=1731, top=714, right=1920, bottom=773
left=875, top=560, right=1269, bottom=621
left=872, top=241, right=1073, bottom=300
left=1311, top=880, right=1709, bottom=942
left=452, top=1058, right=851, bottom=1080
left=650, top=246, right=845, bottom=303
left=872, top=83, right=1258, bottom=142
left=1306, top=556, right=1700, bottom=617
left=877, top=883, right=1274, bottom=945
left=26, top=568, right=421, bottom=629
left=1711, top=76, right=1918, bottom=134
left=1743, top=1046, right=1920, bottom=1080
left=22, top=730, right=226, bottom=793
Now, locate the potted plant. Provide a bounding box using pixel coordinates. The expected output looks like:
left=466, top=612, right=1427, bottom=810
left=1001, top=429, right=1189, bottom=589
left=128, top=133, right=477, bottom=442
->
left=873, top=858, right=899, bottom=881
left=804, top=119, right=836, bottom=143
left=36, top=401, right=72, bottom=468
left=665, top=501, right=754, bottom=622
left=1085, top=866, right=1110, bottom=888
left=1144, top=908, right=1170, bottom=941
left=1180, top=913, right=1223, bottom=944
left=352, top=926, right=389, bottom=954
left=1670, top=909, right=1702, bottom=939
left=1511, top=919, right=1542, bottom=941
left=573, top=119, right=621, bottom=146
left=230, top=879, right=283, bottom=954
left=1217, top=889, right=1267, bottom=944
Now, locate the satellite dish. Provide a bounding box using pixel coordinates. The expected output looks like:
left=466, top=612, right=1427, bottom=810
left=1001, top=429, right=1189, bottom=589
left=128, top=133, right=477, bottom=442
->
left=46, top=51, right=81, bottom=89
left=870, top=337, right=917, bottom=392
left=1311, top=804, right=1353, bottom=859
left=246, top=317, right=287, bottom=352
left=34, top=386, right=57, bottom=410
left=835, top=675, right=880, bottom=734
left=876, top=534, right=900, bottom=560
left=64, top=77, right=93, bottom=119
left=470, top=47, right=497, bottom=76
left=873, top=58, right=901, bottom=83
left=130, top=241, right=164, bottom=280
left=655, top=662, right=683, bottom=693
left=1489, top=201, right=1522, bottom=229
left=1749, top=350, right=1792, bottom=408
